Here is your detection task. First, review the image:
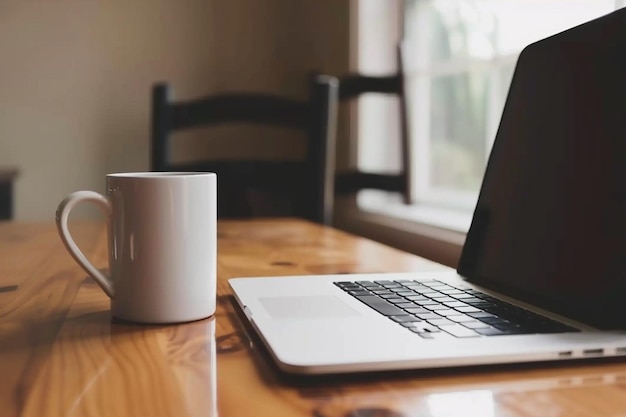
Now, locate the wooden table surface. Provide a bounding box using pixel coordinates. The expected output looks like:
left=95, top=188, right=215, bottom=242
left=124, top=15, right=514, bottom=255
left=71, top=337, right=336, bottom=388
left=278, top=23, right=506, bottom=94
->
left=2, top=219, right=626, bottom=417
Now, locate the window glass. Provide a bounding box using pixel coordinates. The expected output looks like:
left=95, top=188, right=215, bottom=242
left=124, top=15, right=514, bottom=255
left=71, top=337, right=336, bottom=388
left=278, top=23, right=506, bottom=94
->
left=403, top=0, right=621, bottom=210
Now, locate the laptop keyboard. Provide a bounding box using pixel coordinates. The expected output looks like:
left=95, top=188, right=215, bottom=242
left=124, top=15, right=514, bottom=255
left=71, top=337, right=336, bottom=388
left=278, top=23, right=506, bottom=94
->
left=335, top=279, right=579, bottom=339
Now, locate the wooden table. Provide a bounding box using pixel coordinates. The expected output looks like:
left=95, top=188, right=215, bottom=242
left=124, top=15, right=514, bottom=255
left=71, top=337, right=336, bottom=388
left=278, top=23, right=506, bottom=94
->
left=2, top=219, right=626, bottom=417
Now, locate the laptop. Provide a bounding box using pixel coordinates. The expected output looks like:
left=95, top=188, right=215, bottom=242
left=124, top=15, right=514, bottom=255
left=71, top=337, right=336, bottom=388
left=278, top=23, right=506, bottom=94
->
left=229, top=8, right=626, bottom=375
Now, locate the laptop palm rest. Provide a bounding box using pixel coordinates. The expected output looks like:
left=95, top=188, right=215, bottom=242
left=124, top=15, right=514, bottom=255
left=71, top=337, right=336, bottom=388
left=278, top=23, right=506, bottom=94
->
left=259, top=296, right=361, bottom=319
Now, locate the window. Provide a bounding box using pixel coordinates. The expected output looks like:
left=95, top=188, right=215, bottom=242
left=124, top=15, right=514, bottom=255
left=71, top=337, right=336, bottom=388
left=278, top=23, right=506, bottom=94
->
left=337, top=0, right=626, bottom=266
left=356, top=0, right=626, bottom=233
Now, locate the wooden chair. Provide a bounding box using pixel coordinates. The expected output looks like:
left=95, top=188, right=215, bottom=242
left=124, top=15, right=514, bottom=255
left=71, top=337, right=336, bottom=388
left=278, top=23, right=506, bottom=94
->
left=333, top=44, right=413, bottom=204
left=150, top=76, right=338, bottom=225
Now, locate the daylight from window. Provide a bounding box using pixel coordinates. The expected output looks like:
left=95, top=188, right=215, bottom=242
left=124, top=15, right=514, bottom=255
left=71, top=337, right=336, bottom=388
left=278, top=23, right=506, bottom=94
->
left=403, top=0, right=624, bottom=214
left=355, top=0, right=624, bottom=232
left=404, top=0, right=623, bottom=212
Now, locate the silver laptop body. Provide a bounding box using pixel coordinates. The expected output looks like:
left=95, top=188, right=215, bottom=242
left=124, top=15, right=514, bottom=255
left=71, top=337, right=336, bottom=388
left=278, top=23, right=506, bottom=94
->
left=230, top=9, right=626, bottom=375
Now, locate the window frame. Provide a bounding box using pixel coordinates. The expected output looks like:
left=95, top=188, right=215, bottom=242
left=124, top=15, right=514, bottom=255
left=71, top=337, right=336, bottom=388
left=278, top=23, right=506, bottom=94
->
left=335, top=0, right=464, bottom=268
left=334, top=0, right=626, bottom=268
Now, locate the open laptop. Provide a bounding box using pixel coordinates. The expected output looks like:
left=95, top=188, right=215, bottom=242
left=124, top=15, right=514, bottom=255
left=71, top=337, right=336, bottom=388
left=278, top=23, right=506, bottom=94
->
left=229, top=8, right=626, bottom=375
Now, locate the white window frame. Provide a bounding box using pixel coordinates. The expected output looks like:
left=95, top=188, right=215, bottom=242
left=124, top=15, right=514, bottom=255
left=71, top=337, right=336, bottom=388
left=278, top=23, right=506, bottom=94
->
left=334, top=0, right=626, bottom=268
left=336, top=0, right=466, bottom=267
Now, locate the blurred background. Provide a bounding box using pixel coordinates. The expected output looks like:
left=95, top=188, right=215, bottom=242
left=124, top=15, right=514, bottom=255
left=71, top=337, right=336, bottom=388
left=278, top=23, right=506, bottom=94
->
left=1, top=0, right=622, bottom=266
left=0, top=0, right=351, bottom=220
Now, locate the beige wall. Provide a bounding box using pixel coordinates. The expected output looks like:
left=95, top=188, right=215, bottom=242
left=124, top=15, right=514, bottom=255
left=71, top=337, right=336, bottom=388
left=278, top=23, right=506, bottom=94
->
left=0, top=0, right=349, bottom=220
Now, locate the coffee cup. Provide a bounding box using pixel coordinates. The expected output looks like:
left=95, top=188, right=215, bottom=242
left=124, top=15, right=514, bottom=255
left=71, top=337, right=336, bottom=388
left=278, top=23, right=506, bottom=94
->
left=56, top=172, right=217, bottom=324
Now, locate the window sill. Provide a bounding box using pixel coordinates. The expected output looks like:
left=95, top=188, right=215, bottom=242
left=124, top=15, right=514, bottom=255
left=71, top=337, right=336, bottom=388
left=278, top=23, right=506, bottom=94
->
left=333, top=199, right=468, bottom=268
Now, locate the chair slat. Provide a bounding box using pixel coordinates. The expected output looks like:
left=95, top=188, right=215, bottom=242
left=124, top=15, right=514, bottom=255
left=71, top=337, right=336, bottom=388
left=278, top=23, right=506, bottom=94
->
left=150, top=76, right=338, bottom=224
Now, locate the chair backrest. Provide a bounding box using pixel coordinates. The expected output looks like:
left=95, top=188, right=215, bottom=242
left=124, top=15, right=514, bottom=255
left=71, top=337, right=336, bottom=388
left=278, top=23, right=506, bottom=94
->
left=150, top=75, right=338, bottom=224
left=333, top=43, right=413, bottom=204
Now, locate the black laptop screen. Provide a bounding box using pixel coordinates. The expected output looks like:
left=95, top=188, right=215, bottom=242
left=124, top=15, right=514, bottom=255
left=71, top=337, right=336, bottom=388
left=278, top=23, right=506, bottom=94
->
left=457, top=9, right=626, bottom=328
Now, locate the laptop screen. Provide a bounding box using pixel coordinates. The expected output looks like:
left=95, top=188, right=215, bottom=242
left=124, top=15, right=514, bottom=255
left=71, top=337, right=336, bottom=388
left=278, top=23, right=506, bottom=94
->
left=458, top=9, right=626, bottom=328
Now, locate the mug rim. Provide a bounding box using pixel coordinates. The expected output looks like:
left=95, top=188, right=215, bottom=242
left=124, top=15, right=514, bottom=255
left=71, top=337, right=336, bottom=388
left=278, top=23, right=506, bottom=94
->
left=107, top=172, right=216, bottom=179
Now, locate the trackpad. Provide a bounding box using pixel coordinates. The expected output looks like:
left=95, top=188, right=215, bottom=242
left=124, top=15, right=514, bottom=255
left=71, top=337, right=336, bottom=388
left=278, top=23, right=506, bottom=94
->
left=259, top=296, right=360, bottom=319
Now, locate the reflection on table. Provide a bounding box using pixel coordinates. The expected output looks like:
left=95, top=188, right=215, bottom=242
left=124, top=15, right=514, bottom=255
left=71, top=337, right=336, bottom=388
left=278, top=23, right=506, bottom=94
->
left=2, top=219, right=626, bottom=417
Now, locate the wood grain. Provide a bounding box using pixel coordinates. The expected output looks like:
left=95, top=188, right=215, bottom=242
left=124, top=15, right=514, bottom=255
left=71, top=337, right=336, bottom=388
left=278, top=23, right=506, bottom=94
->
left=2, top=219, right=626, bottom=417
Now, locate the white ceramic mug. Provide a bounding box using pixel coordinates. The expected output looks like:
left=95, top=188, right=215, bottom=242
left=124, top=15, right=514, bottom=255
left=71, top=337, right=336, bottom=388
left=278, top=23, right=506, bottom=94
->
left=56, top=172, right=217, bottom=324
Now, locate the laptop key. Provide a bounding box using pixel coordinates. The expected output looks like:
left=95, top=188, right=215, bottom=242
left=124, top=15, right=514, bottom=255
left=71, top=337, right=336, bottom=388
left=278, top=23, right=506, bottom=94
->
left=415, top=300, right=439, bottom=306
left=492, top=324, right=530, bottom=334
left=407, top=324, right=440, bottom=333
left=430, top=296, right=456, bottom=303
left=433, top=308, right=460, bottom=316
left=467, top=302, right=496, bottom=310
left=474, top=327, right=506, bottom=336
left=362, top=285, right=386, bottom=291
left=374, top=291, right=398, bottom=299
left=390, top=315, right=421, bottom=323
left=454, top=293, right=477, bottom=299
left=468, top=312, right=497, bottom=319
left=439, top=289, right=465, bottom=295
left=402, top=284, right=429, bottom=290
left=425, top=304, right=452, bottom=311
left=455, top=306, right=481, bottom=313
left=439, top=324, right=480, bottom=338
left=404, top=307, right=432, bottom=315
left=427, top=318, right=454, bottom=326
left=372, top=290, right=394, bottom=296
left=394, top=302, right=417, bottom=309
left=394, top=291, right=418, bottom=297
left=404, top=295, right=429, bottom=302
left=415, top=331, right=454, bottom=340
left=417, top=280, right=440, bottom=286
left=347, top=290, right=372, bottom=296
left=463, top=298, right=490, bottom=304
left=414, top=312, right=443, bottom=320
left=421, top=291, right=441, bottom=297
left=461, top=320, right=491, bottom=329
left=443, top=301, right=469, bottom=308
left=447, top=314, right=476, bottom=323
left=354, top=295, right=406, bottom=316
left=400, top=320, right=425, bottom=327
left=480, top=317, right=511, bottom=326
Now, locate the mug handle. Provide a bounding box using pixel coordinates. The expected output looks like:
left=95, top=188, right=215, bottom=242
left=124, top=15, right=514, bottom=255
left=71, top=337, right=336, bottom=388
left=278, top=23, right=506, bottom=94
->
left=55, top=191, right=115, bottom=298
